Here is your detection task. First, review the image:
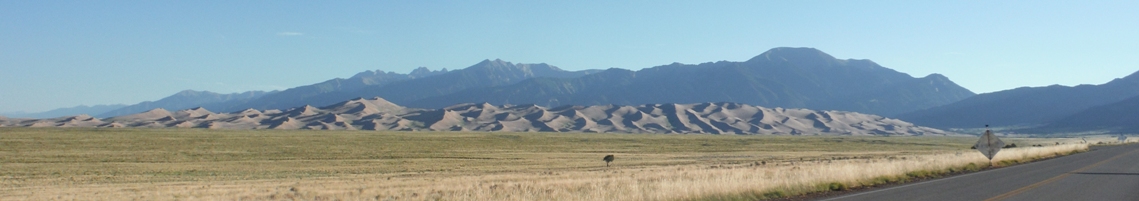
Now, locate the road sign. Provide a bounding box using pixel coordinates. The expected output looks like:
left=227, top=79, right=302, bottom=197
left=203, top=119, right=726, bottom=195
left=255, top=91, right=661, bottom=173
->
left=975, top=129, right=1004, bottom=162
left=1119, top=135, right=1127, bottom=143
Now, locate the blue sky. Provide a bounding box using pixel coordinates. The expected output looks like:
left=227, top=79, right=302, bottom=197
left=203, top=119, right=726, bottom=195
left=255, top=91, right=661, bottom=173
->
left=2, top=1, right=1137, bottom=113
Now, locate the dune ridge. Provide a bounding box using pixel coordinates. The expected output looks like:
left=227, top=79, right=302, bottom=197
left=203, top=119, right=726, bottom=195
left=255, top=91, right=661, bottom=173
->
left=1, top=97, right=952, bottom=135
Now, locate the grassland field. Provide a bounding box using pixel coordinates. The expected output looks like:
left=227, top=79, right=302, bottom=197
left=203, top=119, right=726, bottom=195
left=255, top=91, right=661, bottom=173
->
left=0, top=128, right=1099, bottom=200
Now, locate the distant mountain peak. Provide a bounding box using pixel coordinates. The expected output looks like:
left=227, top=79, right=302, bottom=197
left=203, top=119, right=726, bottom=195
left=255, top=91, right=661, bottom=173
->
left=409, top=67, right=448, bottom=78
left=1117, top=70, right=1139, bottom=82
left=748, top=47, right=837, bottom=63
left=350, top=70, right=381, bottom=79
left=409, top=67, right=429, bottom=73
left=463, top=59, right=578, bottom=77
left=353, top=70, right=376, bottom=75
left=922, top=73, right=950, bottom=81
left=767, top=47, right=824, bottom=53
left=175, top=90, right=211, bottom=96
left=473, top=59, right=514, bottom=68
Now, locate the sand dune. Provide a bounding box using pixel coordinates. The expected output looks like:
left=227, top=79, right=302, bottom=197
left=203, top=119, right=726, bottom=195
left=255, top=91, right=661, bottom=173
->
left=16, top=114, right=105, bottom=127
left=105, top=108, right=174, bottom=123
left=174, top=107, right=213, bottom=119
left=320, top=97, right=408, bottom=116
left=99, top=122, right=125, bottom=128
left=8, top=97, right=953, bottom=135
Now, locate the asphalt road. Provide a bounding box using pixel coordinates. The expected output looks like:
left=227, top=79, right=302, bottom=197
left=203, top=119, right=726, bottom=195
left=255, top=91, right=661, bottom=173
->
left=819, top=143, right=1139, bottom=201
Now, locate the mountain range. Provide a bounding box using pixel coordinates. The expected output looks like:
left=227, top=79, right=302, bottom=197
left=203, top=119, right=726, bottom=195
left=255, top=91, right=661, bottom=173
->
left=409, top=48, right=973, bottom=116
left=213, top=67, right=452, bottom=111
left=243, top=59, right=606, bottom=112
left=1016, top=93, right=1139, bottom=134
left=96, top=90, right=275, bottom=118
left=0, top=97, right=953, bottom=135
left=82, top=47, right=971, bottom=119
left=898, top=71, right=1139, bottom=132
left=19, top=47, right=1138, bottom=134
left=0, top=104, right=126, bottom=119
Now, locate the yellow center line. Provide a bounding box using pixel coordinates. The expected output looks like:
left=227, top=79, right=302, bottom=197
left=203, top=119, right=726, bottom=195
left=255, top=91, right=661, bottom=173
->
left=985, top=147, right=1139, bottom=201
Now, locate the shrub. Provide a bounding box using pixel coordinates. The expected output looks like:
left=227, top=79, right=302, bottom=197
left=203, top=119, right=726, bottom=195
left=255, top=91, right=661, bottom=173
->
left=964, top=163, right=980, bottom=171
left=762, top=190, right=787, bottom=199
left=827, top=182, right=848, bottom=191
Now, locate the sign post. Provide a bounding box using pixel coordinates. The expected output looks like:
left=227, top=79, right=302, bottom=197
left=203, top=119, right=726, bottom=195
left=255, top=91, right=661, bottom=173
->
left=974, top=125, right=1005, bottom=166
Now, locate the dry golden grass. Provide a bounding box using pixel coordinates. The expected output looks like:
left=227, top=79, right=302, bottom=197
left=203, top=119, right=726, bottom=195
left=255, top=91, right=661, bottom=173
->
left=0, top=128, right=1093, bottom=200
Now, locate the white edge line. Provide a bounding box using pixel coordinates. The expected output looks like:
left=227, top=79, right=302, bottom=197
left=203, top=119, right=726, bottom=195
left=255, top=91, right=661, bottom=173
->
left=820, top=147, right=1105, bottom=201
left=817, top=170, right=986, bottom=201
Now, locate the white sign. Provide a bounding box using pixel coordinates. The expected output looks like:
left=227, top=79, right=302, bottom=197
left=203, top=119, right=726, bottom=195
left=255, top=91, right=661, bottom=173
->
left=1119, top=135, right=1128, bottom=143
left=975, top=130, right=1005, bottom=160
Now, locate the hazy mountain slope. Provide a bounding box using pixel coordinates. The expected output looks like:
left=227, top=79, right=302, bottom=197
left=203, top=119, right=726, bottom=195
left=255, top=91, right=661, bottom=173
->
left=96, top=90, right=273, bottom=118
left=334, top=59, right=603, bottom=105
left=1, top=104, right=126, bottom=119
left=1024, top=94, right=1139, bottom=133
left=835, top=74, right=975, bottom=116
left=410, top=47, right=974, bottom=116
left=222, top=68, right=447, bottom=112
left=409, top=64, right=803, bottom=109
left=897, top=70, right=1139, bottom=129
left=91, top=61, right=599, bottom=114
